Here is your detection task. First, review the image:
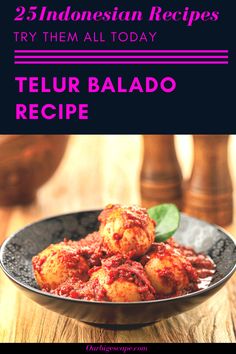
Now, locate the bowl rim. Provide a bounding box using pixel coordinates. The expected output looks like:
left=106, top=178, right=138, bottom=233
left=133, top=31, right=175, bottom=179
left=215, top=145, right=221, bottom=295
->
left=0, top=210, right=236, bottom=306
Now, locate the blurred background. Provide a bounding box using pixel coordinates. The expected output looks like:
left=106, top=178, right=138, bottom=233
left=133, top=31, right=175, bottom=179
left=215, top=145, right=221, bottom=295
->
left=0, top=135, right=235, bottom=241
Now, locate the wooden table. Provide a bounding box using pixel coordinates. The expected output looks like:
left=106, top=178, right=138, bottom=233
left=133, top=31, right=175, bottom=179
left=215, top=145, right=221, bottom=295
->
left=0, top=135, right=236, bottom=343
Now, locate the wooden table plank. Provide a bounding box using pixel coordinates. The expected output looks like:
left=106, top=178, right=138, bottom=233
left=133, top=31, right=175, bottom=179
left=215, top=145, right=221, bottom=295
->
left=0, top=135, right=236, bottom=343
left=0, top=209, right=12, bottom=244
left=1, top=276, right=235, bottom=343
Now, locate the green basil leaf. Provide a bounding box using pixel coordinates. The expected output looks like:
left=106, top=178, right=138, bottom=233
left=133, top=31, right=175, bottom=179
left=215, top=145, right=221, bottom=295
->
left=148, top=203, right=180, bottom=242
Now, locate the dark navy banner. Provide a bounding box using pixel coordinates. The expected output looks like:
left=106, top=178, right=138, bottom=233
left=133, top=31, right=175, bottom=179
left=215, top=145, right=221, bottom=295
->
left=0, top=0, right=234, bottom=133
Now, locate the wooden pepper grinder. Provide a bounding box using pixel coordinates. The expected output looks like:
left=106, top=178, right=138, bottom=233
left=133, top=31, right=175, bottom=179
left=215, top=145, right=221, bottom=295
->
left=141, top=135, right=183, bottom=209
left=184, top=135, right=233, bottom=226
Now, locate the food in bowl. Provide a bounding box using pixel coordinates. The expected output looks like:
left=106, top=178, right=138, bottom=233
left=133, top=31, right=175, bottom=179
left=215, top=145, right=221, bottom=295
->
left=32, top=204, right=215, bottom=302
left=98, top=204, right=155, bottom=258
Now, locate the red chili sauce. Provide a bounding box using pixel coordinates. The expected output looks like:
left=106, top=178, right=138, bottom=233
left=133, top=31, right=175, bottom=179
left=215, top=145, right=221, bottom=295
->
left=44, top=233, right=215, bottom=301
left=169, top=239, right=216, bottom=291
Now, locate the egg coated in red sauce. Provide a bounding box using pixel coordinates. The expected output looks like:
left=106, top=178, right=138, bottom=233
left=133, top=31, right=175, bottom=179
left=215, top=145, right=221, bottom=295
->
left=98, top=204, right=156, bottom=258
left=33, top=205, right=216, bottom=302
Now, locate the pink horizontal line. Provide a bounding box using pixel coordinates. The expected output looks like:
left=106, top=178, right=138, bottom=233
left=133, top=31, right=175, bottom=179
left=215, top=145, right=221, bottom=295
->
left=14, top=61, right=229, bottom=65
left=14, top=55, right=229, bottom=59
left=14, top=49, right=229, bottom=53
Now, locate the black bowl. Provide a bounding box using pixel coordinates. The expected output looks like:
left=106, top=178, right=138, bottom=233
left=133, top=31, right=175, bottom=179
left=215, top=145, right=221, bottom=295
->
left=0, top=211, right=236, bottom=327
